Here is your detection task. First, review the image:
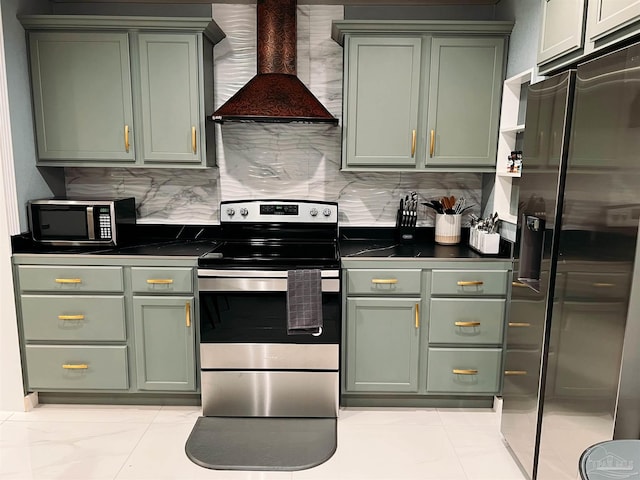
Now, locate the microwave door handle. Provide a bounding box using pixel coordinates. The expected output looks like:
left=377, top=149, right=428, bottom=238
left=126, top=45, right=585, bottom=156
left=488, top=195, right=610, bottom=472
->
left=86, top=207, right=95, bottom=240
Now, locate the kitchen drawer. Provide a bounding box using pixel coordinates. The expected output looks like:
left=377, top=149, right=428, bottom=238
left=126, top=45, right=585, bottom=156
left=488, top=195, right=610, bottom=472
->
left=347, top=269, right=421, bottom=295
left=429, top=298, right=505, bottom=345
left=564, top=272, right=630, bottom=300
left=431, top=270, right=508, bottom=296
left=131, top=267, right=193, bottom=294
left=20, top=295, right=126, bottom=342
left=17, top=265, right=124, bottom=293
left=426, top=348, right=502, bottom=394
left=25, top=345, right=128, bottom=390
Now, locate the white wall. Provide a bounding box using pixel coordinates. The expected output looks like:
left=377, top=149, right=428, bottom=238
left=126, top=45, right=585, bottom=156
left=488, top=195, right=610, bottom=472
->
left=0, top=1, right=25, bottom=412
left=1, top=0, right=59, bottom=233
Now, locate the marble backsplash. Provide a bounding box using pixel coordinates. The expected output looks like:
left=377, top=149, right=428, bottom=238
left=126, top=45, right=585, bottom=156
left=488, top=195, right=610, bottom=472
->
left=65, top=5, right=482, bottom=226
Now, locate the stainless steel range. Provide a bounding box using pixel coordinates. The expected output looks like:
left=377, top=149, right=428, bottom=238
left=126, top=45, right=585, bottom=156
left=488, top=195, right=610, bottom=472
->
left=197, top=200, right=340, bottom=418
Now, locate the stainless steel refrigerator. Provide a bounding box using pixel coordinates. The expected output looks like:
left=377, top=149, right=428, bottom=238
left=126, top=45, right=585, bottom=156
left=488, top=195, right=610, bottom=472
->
left=501, top=41, right=640, bottom=480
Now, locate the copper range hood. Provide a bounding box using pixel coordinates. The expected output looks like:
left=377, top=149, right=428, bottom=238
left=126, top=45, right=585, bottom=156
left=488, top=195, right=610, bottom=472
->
left=212, top=0, right=338, bottom=124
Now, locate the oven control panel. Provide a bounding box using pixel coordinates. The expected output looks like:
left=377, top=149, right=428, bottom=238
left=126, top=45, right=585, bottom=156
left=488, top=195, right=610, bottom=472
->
left=221, top=200, right=338, bottom=223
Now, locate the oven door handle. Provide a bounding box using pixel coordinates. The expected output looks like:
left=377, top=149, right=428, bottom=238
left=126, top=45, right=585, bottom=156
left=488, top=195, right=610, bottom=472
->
left=198, top=276, right=340, bottom=293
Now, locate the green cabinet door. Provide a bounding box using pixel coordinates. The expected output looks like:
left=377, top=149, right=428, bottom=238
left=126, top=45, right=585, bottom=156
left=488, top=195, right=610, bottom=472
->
left=537, top=0, right=586, bottom=65
left=588, top=0, right=640, bottom=42
left=137, top=33, right=202, bottom=164
left=346, top=297, right=421, bottom=392
left=132, top=296, right=196, bottom=391
left=344, top=37, right=423, bottom=167
left=426, top=37, right=504, bottom=167
left=28, top=32, right=135, bottom=163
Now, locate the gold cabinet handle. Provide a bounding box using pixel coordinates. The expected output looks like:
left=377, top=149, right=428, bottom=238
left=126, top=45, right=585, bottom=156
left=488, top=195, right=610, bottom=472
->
left=457, top=281, right=484, bottom=286
left=371, top=278, right=398, bottom=284
left=146, top=279, right=174, bottom=285
left=411, top=129, right=416, bottom=157
left=509, top=322, right=531, bottom=327
left=62, top=364, right=88, bottom=370
left=415, top=303, right=420, bottom=329
left=186, top=302, right=191, bottom=328
left=455, top=321, right=481, bottom=327
left=55, top=278, right=82, bottom=284
left=505, top=370, right=528, bottom=376
left=58, top=315, right=85, bottom=321
left=453, top=369, right=478, bottom=375
left=124, top=124, right=130, bottom=153
left=592, top=282, right=615, bottom=288
left=191, top=126, right=197, bottom=154
left=430, top=129, right=435, bottom=157
left=512, top=281, right=527, bottom=287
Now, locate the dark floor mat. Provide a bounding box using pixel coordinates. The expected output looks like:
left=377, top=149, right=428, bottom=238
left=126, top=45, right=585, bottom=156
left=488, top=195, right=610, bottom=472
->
left=185, top=416, right=337, bottom=471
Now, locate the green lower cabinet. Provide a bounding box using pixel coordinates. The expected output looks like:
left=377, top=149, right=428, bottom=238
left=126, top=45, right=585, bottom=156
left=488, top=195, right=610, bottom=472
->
left=346, top=297, right=421, bottom=392
left=132, top=296, right=196, bottom=391
left=426, top=348, right=502, bottom=394
left=428, top=298, right=505, bottom=345
left=25, top=345, right=128, bottom=390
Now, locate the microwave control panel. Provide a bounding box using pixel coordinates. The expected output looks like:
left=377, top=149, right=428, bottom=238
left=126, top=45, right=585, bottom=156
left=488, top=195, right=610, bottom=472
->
left=97, top=208, right=112, bottom=239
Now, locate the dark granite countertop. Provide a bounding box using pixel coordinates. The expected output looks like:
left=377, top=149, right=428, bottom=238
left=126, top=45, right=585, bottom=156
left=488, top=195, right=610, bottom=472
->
left=11, top=225, right=221, bottom=257
left=338, top=227, right=513, bottom=260
left=12, top=225, right=514, bottom=260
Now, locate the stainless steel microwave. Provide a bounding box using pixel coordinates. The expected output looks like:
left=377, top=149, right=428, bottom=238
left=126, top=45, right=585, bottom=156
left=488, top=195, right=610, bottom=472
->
left=28, top=197, right=136, bottom=246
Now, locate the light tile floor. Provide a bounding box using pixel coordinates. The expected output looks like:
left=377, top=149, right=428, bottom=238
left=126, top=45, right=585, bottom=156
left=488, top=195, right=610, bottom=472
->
left=0, top=405, right=527, bottom=480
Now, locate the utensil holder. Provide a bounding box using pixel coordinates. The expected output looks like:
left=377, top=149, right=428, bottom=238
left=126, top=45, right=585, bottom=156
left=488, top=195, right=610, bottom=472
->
left=469, top=229, right=500, bottom=254
left=435, top=214, right=461, bottom=245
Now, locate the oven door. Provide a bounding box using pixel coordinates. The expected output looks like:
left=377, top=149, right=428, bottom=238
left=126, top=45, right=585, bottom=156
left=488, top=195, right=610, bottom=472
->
left=197, top=269, right=340, bottom=417
left=198, top=269, right=340, bottom=345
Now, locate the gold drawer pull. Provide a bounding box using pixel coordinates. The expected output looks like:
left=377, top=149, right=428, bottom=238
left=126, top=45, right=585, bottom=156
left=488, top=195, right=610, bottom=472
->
left=455, top=321, right=480, bottom=327
left=62, top=364, right=88, bottom=370
left=505, top=370, right=528, bottom=376
left=124, top=124, right=130, bottom=153
left=186, top=302, right=191, bottom=328
left=192, top=126, right=197, bottom=154
left=509, top=322, right=531, bottom=328
left=415, top=303, right=420, bottom=329
left=55, top=278, right=82, bottom=284
left=58, top=315, right=85, bottom=321
left=592, top=282, right=615, bottom=288
left=457, top=281, right=484, bottom=286
left=430, top=129, right=435, bottom=157
left=371, top=278, right=398, bottom=284
left=512, top=281, right=527, bottom=287
left=453, top=369, right=478, bottom=375
left=147, top=279, right=174, bottom=285
left=411, top=129, right=416, bottom=157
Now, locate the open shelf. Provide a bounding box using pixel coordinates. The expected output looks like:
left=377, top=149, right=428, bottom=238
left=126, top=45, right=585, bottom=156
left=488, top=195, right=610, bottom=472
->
left=494, top=68, right=539, bottom=228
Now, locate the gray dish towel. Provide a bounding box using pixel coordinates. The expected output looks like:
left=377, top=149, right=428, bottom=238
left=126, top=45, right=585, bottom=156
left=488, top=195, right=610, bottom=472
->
left=287, top=269, right=323, bottom=335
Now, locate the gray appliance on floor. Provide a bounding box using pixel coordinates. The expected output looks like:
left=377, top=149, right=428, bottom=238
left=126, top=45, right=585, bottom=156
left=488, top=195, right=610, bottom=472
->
left=501, top=41, right=640, bottom=480
left=186, top=200, right=340, bottom=471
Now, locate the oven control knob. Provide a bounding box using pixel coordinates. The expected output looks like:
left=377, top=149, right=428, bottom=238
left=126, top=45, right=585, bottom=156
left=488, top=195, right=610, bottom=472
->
left=309, top=208, right=318, bottom=217
left=226, top=208, right=235, bottom=217
left=240, top=208, right=249, bottom=217
left=323, top=208, right=332, bottom=217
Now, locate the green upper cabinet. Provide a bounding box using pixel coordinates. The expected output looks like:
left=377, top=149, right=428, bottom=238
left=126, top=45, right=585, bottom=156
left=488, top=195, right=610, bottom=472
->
left=426, top=37, right=504, bottom=167
left=332, top=21, right=512, bottom=172
left=28, top=32, right=135, bottom=163
left=537, top=0, right=586, bottom=65
left=345, top=37, right=423, bottom=167
left=137, top=34, right=202, bottom=165
left=587, top=0, right=640, bottom=43
left=20, top=16, right=225, bottom=168
left=536, top=0, right=640, bottom=75
left=132, top=296, right=196, bottom=392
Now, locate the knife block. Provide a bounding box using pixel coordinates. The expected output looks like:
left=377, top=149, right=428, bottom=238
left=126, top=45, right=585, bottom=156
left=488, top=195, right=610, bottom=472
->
left=395, top=208, right=416, bottom=243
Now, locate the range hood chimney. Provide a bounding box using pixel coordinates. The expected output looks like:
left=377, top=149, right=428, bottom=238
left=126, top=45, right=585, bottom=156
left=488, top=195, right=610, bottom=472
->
left=212, top=0, right=338, bottom=125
